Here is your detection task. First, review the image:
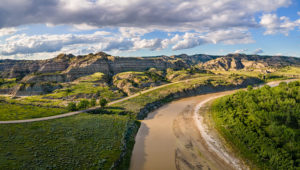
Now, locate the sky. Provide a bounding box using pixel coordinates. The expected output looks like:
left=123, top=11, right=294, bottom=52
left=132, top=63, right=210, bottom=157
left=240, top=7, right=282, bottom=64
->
left=0, top=0, right=299, bottom=60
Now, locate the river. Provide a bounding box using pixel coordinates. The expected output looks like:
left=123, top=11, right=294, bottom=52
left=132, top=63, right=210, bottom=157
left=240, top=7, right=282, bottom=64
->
left=130, top=80, right=296, bottom=170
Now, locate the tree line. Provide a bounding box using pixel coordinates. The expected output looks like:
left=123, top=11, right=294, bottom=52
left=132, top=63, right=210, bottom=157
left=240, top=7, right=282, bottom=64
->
left=67, top=98, right=108, bottom=111
left=212, top=81, right=300, bottom=169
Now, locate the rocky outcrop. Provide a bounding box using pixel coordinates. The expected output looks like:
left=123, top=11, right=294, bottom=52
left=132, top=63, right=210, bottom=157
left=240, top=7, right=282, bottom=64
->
left=113, top=71, right=166, bottom=95
left=21, top=74, right=68, bottom=83
left=0, top=88, right=10, bottom=95
left=0, top=52, right=208, bottom=80
left=64, top=54, right=188, bottom=79
left=10, top=83, right=61, bottom=96
left=199, top=54, right=300, bottom=72
left=1, top=52, right=299, bottom=80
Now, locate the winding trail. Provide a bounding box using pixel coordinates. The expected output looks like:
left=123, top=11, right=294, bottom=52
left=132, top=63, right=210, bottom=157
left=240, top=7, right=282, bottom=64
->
left=0, top=79, right=190, bottom=124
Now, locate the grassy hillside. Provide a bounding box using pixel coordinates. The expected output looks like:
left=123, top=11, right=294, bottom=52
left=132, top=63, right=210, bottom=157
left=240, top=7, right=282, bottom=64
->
left=211, top=81, right=300, bottom=169
left=0, top=78, right=17, bottom=89
left=166, top=67, right=214, bottom=82
left=44, top=72, right=124, bottom=100
left=113, top=70, right=167, bottom=95
left=0, top=101, right=67, bottom=120
left=114, top=75, right=253, bottom=114
left=0, top=114, right=139, bottom=169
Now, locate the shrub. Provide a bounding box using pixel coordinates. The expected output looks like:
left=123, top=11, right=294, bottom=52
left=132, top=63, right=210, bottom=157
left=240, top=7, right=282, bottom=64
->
left=67, top=102, right=77, bottom=111
left=90, top=98, right=96, bottom=107
left=99, top=98, right=108, bottom=108
left=247, top=85, right=253, bottom=91
left=77, top=100, right=90, bottom=110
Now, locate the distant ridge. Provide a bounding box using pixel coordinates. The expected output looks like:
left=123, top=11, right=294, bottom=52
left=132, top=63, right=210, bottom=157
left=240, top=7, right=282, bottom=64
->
left=0, top=52, right=299, bottom=80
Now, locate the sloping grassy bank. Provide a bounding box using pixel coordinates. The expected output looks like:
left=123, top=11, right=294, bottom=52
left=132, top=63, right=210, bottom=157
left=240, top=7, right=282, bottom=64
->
left=211, top=81, right=300, bottom=169
left=0, top=113, right=139, bottom=169
left=113, top=75, right=262, bottom=119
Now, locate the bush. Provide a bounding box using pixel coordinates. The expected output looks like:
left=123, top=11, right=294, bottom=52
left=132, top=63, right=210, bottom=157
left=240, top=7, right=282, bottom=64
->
left=90, top=98, right=96, bottom=107
left=67, top=102, right=77, bottom=111
left=77, top=100, right=90, bottom=110
left=99, top=98, right=108, bottom=108
left=247, top=85, right=253, bottom=91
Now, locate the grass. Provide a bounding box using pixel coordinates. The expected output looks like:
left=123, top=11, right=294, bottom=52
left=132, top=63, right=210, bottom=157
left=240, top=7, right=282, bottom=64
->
left=0, top=113, right=138, bottom=169
left=45, top=83, right=123, bottom=100
left=42, top=72, right=124, bottom=101
left=75, top=72, right=106, bottom=82
left=212, top=70, right=262, bottom=77
left=0, top=78, right=17, bottom=89
left=0, top=101, right=67, bottom=120
left=166, top=69, right=214, bottom=82
left=212, top=66, right=300, bottom=82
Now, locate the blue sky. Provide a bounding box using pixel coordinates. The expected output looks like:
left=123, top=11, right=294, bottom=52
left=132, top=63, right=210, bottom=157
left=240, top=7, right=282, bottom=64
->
left=0, top=0, right=299, bottom=59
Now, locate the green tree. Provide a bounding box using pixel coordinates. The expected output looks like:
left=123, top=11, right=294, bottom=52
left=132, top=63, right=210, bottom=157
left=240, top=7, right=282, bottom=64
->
left=77, top=99, right=90, bottom=110
left=99, top=98, right=108, bottom=108
left=90, top=98, right=96, bottom=107
left=67, top=102, right=77, bottom=111
left=96, top=90, right=101, bottom=97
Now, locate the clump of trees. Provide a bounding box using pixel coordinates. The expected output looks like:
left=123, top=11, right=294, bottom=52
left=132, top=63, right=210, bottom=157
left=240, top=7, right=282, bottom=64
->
left=67, top=98, right=108, bottom=111
left=212, top=81, right=300, bottom=169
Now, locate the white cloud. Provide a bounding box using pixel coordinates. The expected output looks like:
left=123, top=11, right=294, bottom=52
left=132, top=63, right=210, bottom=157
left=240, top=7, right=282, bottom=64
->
left=72, top=23, right=99, bottom=31
left=0, top=0, right=297, bottom=59
left=171, top=28, right=254, bottom=51
left=260, top=13, right=300, bottom=35
left=119, top=27, right=153, bottom=38
left=233, top=49, right=248, bottom=54
left=172, top=33, right=208, bottom=50
left=253, top=48, right=264, bottom=54
left=1, top=33, right=105, bottom=55
left=0, top=27, right=17, bottom=37
left=206, top=28, right=254, bottom=44
left=0, top=26, right=257, bottom=57
left=298, top=11, right=300, bottom=16
left=0, top=0, right=291, bottom=32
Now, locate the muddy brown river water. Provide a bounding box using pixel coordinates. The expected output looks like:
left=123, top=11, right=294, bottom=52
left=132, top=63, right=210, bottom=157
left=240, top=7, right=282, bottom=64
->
left=130, top=80, right=296, bottom=170
left=130, top=91, right=239, bottom=170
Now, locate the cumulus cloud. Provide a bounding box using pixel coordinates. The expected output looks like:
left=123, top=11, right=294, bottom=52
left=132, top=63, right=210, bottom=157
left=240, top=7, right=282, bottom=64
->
left=0, top=27, right=17, bottom=37
left=172, top=33, right=207, bottom=51
left=260, top=13, right=300, bottom=35
left=0, top=0, right=291, bottom=31
left=1, top=33, right=104, bottom=55
left=71, top=23, right=99, bottom=31
left=0, top=31, right=170, bottom=56
left=171, top=28, right=254, bottom=51
left=0, top=0, right=298, bottom=59
left=233, top=49, right=248, bottom=54
left=253, top=48, right=264, bottom=54
left=0, top=27, right=257, bottom=56
left=206, top=28, right=254, bottom=44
